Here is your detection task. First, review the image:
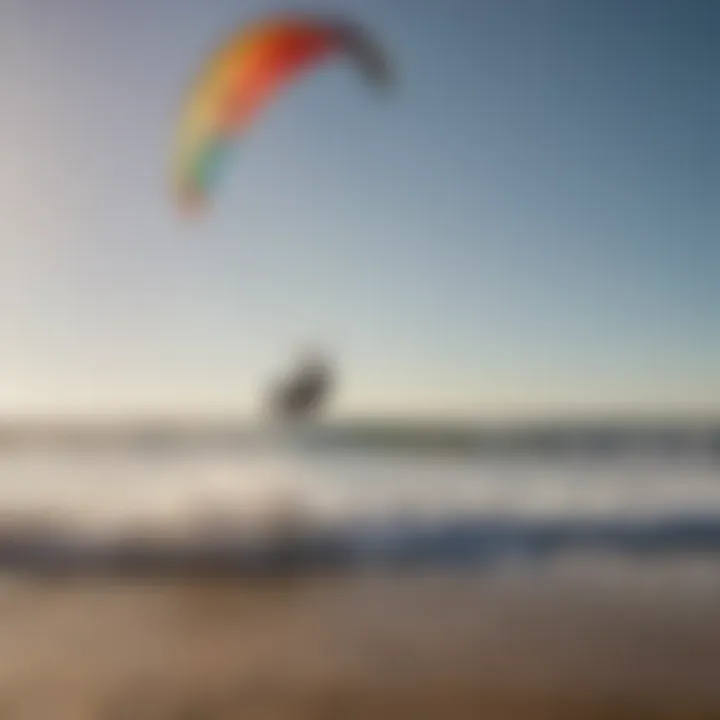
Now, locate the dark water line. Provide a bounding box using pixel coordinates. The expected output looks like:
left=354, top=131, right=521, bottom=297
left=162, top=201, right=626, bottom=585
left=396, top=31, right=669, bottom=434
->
left=1, top=514, right=720, bottom=579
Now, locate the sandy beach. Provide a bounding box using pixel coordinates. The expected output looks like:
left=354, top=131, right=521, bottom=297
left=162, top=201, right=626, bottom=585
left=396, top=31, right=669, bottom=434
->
left=0, top=558, right=718, bottom=718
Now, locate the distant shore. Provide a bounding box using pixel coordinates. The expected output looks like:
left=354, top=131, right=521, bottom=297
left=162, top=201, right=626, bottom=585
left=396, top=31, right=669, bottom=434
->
left=0, top=559, right=718, bottom=718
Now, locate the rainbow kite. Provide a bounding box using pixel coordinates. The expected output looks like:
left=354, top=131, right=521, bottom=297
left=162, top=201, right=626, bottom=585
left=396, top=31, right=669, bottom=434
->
left=173, top=12, right=393, bottom=213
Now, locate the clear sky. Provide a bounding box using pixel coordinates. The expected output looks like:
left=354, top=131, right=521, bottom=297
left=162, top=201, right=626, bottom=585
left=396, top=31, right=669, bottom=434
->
left=0, top=0, right=717, bottom=419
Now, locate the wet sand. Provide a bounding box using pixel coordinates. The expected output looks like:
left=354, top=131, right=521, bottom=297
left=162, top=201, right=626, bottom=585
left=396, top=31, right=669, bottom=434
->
left=0, top=559, right=719, bottom=718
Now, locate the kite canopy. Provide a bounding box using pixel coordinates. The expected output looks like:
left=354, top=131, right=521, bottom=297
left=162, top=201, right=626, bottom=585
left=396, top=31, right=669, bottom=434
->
left=173, top=12, right=393, bottom=213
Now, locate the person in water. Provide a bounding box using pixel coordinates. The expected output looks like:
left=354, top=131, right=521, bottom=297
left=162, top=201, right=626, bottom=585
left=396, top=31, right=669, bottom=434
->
left=269, top=350, right=334, bottom=421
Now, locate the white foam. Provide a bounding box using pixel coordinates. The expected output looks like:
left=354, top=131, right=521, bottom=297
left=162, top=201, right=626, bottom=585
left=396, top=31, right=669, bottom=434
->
left=0, top=447, right=717, bottom=542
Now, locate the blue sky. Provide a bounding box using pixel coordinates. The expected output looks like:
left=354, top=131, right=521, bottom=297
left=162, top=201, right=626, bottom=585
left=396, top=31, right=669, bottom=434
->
left=0, top=0, right=717, bottom=418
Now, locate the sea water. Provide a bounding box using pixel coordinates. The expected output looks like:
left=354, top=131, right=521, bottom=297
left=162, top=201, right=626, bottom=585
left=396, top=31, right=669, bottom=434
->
left=0, top=426, right=717, bottom=573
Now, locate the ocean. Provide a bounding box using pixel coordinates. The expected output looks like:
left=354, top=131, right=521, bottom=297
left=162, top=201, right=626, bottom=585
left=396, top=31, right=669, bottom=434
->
left=0, top=421, right=718, bottom=575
